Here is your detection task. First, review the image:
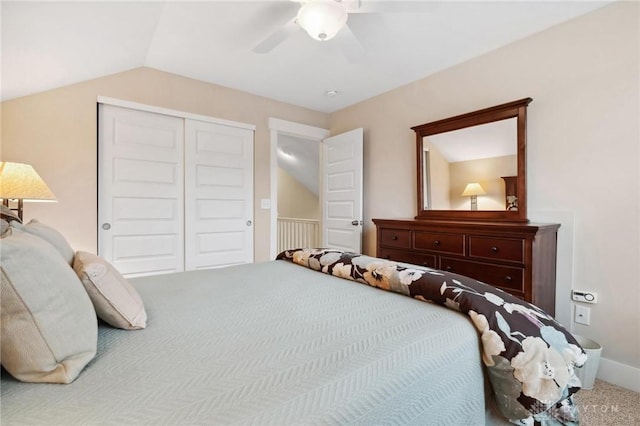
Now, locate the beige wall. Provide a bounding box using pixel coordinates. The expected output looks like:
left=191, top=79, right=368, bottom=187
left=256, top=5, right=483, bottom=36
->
left=330, top=2, right=639, bottom=386
left=277, top=167, right=320, bottom=220
left=0, top=67, right=328, bottom=261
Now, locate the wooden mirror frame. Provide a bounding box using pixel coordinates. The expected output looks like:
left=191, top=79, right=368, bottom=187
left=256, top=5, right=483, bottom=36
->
left=413, top=98, right=532, bottom=222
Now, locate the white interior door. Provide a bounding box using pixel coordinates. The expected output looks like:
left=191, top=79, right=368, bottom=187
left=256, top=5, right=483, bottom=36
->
left=322, top=128, right=364, bottom=253
left=185, top=120, right=254, bottom=269
left=98, top=104, right=184, bottom=276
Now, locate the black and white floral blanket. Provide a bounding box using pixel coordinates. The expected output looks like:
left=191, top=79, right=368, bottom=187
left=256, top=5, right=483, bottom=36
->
left=276, top=248, right=587, bottom=426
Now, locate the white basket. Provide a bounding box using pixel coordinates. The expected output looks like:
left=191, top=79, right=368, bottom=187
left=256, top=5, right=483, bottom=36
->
left=573, top=335, right=602, bottom=390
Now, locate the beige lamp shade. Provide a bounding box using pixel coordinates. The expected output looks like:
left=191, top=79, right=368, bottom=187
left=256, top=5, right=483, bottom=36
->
left=0, top=162, right=56, bottom=201
left=461, top=182, right=486, bottom=197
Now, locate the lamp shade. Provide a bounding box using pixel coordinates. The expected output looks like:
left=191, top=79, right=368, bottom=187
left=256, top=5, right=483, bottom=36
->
left=297, top=0, right=348, bottom=41
left=461, top=182, right=486, bottom=197
left=0, top=162, right=56, bottom=201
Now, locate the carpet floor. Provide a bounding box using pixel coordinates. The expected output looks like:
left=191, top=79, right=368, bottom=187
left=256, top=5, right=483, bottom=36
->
left=573, top=379, right=640, bottom=425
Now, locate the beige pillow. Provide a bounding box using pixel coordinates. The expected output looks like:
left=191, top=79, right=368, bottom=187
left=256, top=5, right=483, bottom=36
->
left=13, top=219, right=75, bottom=265
left=0, top=228, right=97, bottom=383
left=73, top=251, right=147, bottom=330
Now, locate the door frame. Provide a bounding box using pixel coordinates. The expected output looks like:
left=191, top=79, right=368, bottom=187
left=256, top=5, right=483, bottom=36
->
left=97, top=97, right=256, bottom=131
left=268, top=118, right=329, bottom=259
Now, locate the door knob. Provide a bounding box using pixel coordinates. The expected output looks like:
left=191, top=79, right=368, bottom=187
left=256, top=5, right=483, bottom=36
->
left=351, top=220, right=363, bottom=226
left=102, top=223, right=111, bottom=230
left=246, top=220, right=252, bottom=226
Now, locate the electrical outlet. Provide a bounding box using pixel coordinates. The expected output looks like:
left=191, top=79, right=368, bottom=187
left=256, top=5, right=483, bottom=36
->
left=575, top=305, right=591, bottom=325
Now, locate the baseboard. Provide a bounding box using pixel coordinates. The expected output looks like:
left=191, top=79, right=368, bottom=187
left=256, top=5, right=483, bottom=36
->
left=597, top=357, right=640, bottom=392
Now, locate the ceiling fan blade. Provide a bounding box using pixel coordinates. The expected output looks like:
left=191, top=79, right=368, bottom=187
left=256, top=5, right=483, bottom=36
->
left=346, top=13, right=393, bottom=52
left=252, top=16, right=300, bottom=54
left=339, top=23, right=367, bottom=64
left=349, top=1, right=438, bottom=14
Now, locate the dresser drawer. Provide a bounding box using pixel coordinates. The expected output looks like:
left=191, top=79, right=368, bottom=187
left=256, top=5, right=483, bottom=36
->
left=439, top=257, right=524, bottom=294
left=379, top=228, right=411, bottom=248
left=414, top=231, right=464, bottom=255
left=378, top=248, right=436, bottom=268
left=469, top=236, right=525, bottom=263
left=373, top=218, right=559, bottom=315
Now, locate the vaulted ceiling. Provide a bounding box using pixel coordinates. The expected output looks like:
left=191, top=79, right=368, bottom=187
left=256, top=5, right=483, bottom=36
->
left=2, top=1, right=610, bottom=113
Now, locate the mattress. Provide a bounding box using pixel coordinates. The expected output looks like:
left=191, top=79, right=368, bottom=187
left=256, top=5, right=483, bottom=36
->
left=1, top=260, right=496, bottom=425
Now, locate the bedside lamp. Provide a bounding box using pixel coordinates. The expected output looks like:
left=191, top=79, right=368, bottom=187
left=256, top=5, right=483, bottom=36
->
left=0, top=162, right=56, bottom=221
left=461, top=182, right=486, bottom=211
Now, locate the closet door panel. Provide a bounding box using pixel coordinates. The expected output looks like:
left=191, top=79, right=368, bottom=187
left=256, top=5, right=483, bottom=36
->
left=185, top=120, right=254, bottom=270
left=98, top=105, right=185, bottom=277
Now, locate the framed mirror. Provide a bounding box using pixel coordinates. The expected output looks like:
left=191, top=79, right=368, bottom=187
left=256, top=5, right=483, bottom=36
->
left=413, top=98, right=532, bottom=222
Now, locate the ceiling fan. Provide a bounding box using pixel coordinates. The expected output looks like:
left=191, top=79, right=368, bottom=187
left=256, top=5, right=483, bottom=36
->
left=252, top=0, right=433, bottom=57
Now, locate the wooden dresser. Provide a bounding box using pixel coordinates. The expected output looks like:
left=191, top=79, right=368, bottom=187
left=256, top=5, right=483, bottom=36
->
left=372, top=219, right=560, bottom=315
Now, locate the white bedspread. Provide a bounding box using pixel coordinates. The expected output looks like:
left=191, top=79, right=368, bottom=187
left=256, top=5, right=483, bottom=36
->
left=2, top=260, right=494, bottom=425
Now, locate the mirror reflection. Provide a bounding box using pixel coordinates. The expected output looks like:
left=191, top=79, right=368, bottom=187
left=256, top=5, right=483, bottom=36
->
left=422, top=117, right=517, bottom=211
left=414, top=97, right=531, bottom=222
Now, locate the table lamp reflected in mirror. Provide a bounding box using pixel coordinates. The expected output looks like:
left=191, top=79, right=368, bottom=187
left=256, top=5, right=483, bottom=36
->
left=461, top=182, right=486, bottom=211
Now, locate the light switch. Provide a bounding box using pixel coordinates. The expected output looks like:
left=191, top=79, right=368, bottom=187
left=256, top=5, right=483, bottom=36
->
left=260, top=198, right=271, bottom=209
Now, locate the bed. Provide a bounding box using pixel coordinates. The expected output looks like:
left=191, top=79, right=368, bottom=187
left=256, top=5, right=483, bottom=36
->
left=1, top=220, right=585, bottom=425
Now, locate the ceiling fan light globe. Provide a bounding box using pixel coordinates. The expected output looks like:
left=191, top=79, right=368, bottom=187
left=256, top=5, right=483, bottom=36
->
left=297, top=0, right=348, bottom=41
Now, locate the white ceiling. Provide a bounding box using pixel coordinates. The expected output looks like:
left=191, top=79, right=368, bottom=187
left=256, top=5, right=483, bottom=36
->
left=427, top=117, right=516, bottom=162
left=2, top=1, right=610, bottom=113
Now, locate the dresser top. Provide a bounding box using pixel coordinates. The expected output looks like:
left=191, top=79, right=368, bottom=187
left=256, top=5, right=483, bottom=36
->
left=372, top=218, right=560, bottom=234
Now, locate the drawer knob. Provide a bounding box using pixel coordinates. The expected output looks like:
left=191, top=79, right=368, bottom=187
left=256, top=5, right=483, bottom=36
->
left=433, top=240, right=441, bottom=246
left=392, top=235, right=398, bottom=241
left=445, top=266, right=452, bottom=272
left=384, top=255, right=390, bottom=260
left=491, top=246, right=499, bottom=253
left=504, top=276, right=513, bottom=282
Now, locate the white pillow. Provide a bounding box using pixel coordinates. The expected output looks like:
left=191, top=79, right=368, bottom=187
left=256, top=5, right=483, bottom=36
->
left=0, top=228, right=97, bottom=383
left=13, top=219, right=75, bottom=265
left=73, top=251, right=147, bottom=330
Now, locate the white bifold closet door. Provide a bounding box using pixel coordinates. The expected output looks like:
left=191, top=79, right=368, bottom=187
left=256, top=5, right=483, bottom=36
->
left=98, top=103, right=254, bottom=277
left=184, top=119, right=253, bottom=270
left=98, top=105, right=185, bottom=276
